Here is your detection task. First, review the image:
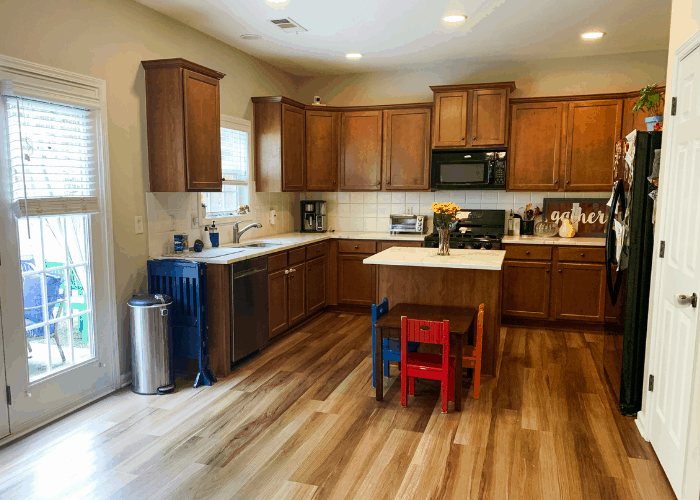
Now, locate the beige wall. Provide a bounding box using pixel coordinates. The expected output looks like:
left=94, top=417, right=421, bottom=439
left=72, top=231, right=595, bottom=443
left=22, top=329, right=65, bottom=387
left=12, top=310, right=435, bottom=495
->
left=296, top=50, right=669, bottom=106
left=0, top=0, right=299, bottom=376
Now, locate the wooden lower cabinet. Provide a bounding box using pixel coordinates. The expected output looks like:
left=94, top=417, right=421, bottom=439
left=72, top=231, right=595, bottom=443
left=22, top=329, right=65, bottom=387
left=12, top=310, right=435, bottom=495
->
left=287, top=265, right=306, bottom=327
left=502, top=260, right=552, bottom=319
left=306, top=255, right=327, bottom=316
left=268, top=268, right=288, bottom=339
left=553, top=262, right=606, bottom=322
left=502, top=244, right=608, bottom=325
left=338, top=254, right=377, bottom=306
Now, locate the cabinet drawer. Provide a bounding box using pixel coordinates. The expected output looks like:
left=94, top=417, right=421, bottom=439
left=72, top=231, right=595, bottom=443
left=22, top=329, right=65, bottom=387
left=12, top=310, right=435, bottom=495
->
left=338, top=240, right=377, bottom=254
left=504, top=245, right=552, bottom=261
left=306, top=241, right=329, bottom=261
left=288, top=247, right=306, bottom=266
left=268, top=252, right=288, bottom=273
left=557, top=247, right=605, bottom=263
left=377, top=240, right=423, bottom=252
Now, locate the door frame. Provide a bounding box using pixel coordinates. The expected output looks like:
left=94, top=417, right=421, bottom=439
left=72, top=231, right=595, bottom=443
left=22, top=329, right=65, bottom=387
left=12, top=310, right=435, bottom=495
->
left=0, top=54, right=119, bottom=444
left=639, top=29, right=700, bottom=500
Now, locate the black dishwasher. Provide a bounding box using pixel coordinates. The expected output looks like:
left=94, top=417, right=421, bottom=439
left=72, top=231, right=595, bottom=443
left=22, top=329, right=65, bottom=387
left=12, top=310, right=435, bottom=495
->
left=231, top=256, right=269, bottom=363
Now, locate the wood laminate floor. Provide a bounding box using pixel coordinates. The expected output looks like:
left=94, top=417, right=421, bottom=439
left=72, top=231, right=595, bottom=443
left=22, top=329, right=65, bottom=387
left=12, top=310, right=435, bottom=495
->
left=0, top=312, right=677, bottom=500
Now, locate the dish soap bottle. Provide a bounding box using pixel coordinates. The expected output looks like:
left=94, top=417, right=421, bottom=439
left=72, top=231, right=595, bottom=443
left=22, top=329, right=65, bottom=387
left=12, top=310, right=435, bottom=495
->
left=202, top=226, right=212, bottom=249
left=209, top=221, right=219, bottom=247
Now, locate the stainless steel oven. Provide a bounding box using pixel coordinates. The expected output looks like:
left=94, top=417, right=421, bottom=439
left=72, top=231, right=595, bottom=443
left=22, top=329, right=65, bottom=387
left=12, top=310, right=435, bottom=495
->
left=431, top=149, right=507, bottom=190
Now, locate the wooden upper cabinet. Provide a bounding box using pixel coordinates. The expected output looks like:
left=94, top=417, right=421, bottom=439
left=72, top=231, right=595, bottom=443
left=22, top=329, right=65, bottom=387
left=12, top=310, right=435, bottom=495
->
left=433, top=92, right=468, bottom=147
left=305, top=110, right=339, bottom=191
left=564, top=99, right=623, bottom=191
left=508, top=102, right=564, bottom=191
left=382, top=108, right=431, bottom=190
left=471, top=89, right=508, bottom=146
left=340, top=110, right=383, bottom=191
left=142, top=58, right=225, bottom=192
left=431, top=82, right=515, bottom=149
left=252, top=97, right=306, bottom=192
left=282, top=104, right=305, bottom=191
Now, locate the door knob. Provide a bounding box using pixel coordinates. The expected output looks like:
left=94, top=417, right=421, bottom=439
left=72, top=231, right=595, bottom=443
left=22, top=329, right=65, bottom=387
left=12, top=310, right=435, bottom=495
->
left=677, top=293, right=698, bottom=308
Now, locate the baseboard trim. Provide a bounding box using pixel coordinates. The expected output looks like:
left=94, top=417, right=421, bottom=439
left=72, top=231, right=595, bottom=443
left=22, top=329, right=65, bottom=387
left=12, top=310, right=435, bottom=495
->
left=0, top=385, right=115, bottom=449
left=501, top=316, right=609, bottom=332
left=120, top=372, right=132, bottom=389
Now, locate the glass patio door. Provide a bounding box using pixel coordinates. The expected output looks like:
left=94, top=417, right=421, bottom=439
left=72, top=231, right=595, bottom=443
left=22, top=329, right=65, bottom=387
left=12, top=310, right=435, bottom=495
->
left=0, top=89, right=116, bottom=435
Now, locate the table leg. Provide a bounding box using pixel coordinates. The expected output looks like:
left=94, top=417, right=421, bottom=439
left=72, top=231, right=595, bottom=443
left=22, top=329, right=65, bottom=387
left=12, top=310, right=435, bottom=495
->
left=454, top=334, right=463, bottom=411
left=375, top=325, right=384, bottom=401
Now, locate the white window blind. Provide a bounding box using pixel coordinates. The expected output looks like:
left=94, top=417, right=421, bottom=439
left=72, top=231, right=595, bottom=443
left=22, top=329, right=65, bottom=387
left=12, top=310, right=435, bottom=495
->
left=221, top=127, right=248, bottom=183
left=3, top=95, right=99, bottom=217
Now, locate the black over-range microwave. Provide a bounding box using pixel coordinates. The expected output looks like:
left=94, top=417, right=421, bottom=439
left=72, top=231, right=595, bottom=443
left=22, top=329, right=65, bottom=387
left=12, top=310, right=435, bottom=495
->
left=431, top=149, right=507, bottom=190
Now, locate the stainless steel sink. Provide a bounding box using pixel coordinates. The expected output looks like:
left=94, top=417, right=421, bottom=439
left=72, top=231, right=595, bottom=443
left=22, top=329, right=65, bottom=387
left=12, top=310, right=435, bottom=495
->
left=242, top=242, right=281, bottom=248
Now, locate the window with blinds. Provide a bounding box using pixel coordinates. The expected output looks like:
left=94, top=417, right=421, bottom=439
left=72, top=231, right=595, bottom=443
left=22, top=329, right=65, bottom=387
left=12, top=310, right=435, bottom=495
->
left=3, top=96, right=99, bottom=217
left=201, top=122, right=250, bottom=218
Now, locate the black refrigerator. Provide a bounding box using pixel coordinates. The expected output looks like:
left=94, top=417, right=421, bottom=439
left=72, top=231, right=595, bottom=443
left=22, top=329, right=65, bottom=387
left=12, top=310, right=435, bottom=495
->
left=603, top=131, right=662, bottom=416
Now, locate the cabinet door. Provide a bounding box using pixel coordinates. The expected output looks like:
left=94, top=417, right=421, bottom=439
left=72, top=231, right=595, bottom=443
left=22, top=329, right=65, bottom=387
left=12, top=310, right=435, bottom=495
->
left=306, top=255, right=327, bottom=316
left=282, top=104, right=306, bottom=191
left=553, top=263, right=606, bottom=322
left=340, top=111, right=383, bottom=191
left=470, top=89, right=508, bottom=147
left=564, top=99, right=622, bottom=191
left=287, top=263, right=306, bottom=327
left=502, top=261, right=552, bottom=319
left=306, top=110, right=338, bottom=191
left=382, top=108, right=431, bottom=190
left=338, top=254, right=377, bottom=306
left=433, top=92, right=468, bottom=147
left=182, top=69, right=222, bottom=191
left=268, top=268, right=288, bottom=339
left=508, top=102, right=564, bottom=191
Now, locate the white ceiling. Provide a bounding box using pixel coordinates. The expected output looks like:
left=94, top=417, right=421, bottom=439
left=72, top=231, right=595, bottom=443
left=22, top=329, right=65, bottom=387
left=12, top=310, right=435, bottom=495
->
left=134, top=0, right=671, bottom=77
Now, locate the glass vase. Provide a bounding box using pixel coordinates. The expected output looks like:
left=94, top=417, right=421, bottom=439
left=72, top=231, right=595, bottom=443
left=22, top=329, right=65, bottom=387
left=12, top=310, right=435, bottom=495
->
left=437, top=228, right=450, bottom=256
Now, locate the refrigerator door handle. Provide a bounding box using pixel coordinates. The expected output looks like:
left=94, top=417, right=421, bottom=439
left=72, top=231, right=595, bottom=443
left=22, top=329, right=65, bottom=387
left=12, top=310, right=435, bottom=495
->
left=606, top=180, right=626, bottom=305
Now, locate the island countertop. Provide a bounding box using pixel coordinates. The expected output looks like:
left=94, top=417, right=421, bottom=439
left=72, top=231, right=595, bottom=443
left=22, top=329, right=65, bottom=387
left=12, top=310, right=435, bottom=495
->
left=363, top=247, right=506, bottom=270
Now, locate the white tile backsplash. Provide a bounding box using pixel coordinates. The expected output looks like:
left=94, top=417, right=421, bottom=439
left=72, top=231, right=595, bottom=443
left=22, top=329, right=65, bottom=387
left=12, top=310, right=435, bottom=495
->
left=311, top=189, right=608, bottom=235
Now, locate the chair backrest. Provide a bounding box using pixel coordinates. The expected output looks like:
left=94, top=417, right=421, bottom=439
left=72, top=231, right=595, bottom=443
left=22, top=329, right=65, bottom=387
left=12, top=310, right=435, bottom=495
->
left=472, top=303, right=484, bottom=355
left=401, top=317, right=450, bottom=347
left=372, top=297, right=389, bottom=325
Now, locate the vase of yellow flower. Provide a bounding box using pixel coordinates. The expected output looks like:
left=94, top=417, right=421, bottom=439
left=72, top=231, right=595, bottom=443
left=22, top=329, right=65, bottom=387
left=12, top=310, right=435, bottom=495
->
left=431, top=202, right=460, bottom=256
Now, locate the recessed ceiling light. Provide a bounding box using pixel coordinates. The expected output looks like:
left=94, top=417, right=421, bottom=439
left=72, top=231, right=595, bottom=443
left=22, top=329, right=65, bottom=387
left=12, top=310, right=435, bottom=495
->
left=581, top=31, right=606, bottom=40
left=345, top=53, right=363, bottom=59
left=443, top=14, right=467, bottom=23
left=240, top=34, right=262, bottom=40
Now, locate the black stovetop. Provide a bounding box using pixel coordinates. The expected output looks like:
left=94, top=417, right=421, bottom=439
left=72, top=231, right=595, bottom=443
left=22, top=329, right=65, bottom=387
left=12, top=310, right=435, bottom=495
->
left=424, top=209, right=506, bottom=250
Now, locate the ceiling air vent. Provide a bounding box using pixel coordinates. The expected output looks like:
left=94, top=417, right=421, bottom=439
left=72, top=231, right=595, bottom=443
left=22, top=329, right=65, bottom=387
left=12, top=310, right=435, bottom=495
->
left=269, top=18, right=307, bottom=33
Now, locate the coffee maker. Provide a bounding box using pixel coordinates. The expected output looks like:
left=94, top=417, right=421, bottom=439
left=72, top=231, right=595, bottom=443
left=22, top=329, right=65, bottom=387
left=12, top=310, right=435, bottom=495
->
left=300, top=200, right=326, bottom=233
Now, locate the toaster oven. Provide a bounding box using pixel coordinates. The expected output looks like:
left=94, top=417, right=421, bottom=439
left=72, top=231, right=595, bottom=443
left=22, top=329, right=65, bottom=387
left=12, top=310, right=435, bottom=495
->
left=390, top=214, right=427, bottom=234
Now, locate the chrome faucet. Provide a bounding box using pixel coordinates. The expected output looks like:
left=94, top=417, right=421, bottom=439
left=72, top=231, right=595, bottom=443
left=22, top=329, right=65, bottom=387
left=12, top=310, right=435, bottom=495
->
left=233, top=220, right=262, bottom=243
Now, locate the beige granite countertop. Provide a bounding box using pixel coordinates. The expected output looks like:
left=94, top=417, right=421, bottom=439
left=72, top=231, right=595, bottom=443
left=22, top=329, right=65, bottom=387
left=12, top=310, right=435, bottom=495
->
left=502, top=235, right=606, bottom=247
left=363, top=247, right=505, bottom=271
left=155, top=231, right=426, bottom=265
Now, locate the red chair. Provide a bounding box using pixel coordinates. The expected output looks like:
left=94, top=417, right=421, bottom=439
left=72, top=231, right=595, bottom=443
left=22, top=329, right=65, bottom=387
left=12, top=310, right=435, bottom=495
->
left=463, top=304, right=485, bottom=399
left=400, top=317, right=455, bottom=413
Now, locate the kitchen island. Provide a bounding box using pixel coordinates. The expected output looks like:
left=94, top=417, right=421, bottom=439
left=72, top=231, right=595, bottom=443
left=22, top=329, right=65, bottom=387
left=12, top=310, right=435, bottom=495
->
left=363, top=247, right=505, bottom=376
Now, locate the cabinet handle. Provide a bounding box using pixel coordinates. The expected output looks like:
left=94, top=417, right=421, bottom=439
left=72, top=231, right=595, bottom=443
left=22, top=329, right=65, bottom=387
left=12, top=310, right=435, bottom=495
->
left=580, top=253, right=585, bottom=257
left=285, top=269, right=290, bottom=275
left=546, top=269, right=550, bottom=273
left=333, top=180, right=336, bottom=185
left=376, top=181, right=380, bottom=186
left=554, top=180, right=559, bottom=184
left=559, top=269, right=563, bottom=273
left=566, top=180, right=570, bottom=184
left=461, top=137, right=465, bottom=140
left=525, top=251, right=530, bottom=255
left=386, top=180, right=390, bottom=185
left=354, top=245, right=359, bottom=249
left=472, top=136, right=476, bottom=140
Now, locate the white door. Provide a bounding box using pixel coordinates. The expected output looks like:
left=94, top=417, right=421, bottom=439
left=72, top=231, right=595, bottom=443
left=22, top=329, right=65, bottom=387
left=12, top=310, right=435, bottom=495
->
left=0, top=319, right=10, bottom=439
left=0, top=90, right=116, bottom=436
left=647, top=35, right=700, bottom=499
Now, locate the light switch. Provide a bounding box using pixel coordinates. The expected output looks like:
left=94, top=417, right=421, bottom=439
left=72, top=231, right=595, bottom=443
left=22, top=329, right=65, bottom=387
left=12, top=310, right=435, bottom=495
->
left=134, top=216, right=144, bottom=234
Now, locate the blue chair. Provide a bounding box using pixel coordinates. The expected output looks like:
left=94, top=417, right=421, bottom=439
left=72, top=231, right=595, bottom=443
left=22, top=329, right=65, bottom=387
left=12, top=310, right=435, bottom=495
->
left=372, top=298, right=419, bottom=388
left=23, top=272, right=67, bottom=362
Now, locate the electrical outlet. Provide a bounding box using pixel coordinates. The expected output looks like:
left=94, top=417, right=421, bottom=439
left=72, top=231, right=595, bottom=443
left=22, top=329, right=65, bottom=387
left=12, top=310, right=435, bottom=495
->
left=191, top=213, right=199, bottom=229
left=134, top=216, right=144, bottom=234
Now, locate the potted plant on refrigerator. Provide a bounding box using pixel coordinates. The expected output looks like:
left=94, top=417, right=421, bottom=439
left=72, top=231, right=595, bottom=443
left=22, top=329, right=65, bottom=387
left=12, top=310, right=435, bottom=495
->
left=633, top=84, right=665, bottom=131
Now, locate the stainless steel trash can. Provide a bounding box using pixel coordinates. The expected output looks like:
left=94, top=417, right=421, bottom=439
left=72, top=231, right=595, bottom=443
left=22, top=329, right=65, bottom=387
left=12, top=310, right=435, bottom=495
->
left=127, top=294, right=175, bottom=395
